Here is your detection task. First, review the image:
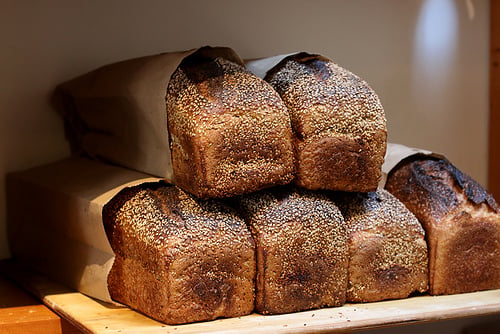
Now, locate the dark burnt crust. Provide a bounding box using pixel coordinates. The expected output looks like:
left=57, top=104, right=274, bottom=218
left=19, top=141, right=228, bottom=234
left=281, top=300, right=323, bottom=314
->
left=103, top=181, right=251, bottom=262
left=178, top=46, right=245, bottom=83
left=388, top=155, right=499, bottom=213
left=449, top=162, right=499, bottom=210
left=264, top=52, right=331, bottom=84
left=157, top=186, right=248, bottom=230
left=103, top=181, right=249, bottom=242
left=102, top=180, right=170, bottom=249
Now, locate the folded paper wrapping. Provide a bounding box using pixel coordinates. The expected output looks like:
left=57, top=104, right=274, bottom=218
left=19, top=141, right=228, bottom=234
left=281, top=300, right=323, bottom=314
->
left=245, top=53, right=296, bottom=78
left=56, top=46, right=244, bottom=181
left=56, top=50, right=296, bottom=181
left=7, top=157, right=161, bottom=302
left=6, top=143, right=436, bottom=304
left=378, top=143, right=440, bottom=188
left=58, top=50, right=386, bottom=194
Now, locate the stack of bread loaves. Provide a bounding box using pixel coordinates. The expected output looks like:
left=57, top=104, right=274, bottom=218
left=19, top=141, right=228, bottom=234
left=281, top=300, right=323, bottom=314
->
left=56, top=46, right=500, bottom=325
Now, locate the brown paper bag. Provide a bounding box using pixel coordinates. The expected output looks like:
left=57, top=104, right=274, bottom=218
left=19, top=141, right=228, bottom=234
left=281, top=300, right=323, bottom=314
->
left=7, top=157, right=160, bottom=302
left=378, top=143, right=446, bottom=189
left=55, top=46, right=243, bottom=180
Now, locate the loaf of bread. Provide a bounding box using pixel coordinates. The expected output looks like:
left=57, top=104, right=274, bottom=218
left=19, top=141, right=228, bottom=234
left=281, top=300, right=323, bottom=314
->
left=385, top=156, right=500, bottom=295
left=102, top=181, right=256, bottom=325
left=166, top=47, right=295, bottom=198
left=264, top=52, right=387, bottom=192
left=235, top=186, right=348, bottom=314
left=330, top=189, right=428, bottom=302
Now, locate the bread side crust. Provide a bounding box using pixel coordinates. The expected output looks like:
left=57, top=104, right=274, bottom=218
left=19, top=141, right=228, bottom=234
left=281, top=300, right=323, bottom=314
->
left=385, top=158, right=500, bottom=295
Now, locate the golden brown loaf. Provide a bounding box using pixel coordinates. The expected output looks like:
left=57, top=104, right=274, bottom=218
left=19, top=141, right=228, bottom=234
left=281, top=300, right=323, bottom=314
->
left=330, top=189, right=428, bottom=302
left=102, top=182, right=256, bottom=325
left=264, top=52, right=387, bottom=192
left=385, top=157, right=500, bottom=295
left=166, top=47, right=295, bottom=198
left=235, top=186, right=348, bottom=314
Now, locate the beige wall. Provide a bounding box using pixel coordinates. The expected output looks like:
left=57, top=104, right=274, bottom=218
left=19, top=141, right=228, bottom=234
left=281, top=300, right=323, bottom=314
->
left=0, top=0, right=489, bottom=259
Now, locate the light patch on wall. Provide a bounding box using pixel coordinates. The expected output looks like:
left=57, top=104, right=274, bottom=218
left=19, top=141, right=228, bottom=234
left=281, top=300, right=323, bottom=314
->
left=413, top=0, right=459, bottom=97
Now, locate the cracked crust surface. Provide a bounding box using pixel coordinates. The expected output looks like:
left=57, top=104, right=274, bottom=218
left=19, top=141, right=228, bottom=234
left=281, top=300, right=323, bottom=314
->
left=386, top=157, right=500, bottom=295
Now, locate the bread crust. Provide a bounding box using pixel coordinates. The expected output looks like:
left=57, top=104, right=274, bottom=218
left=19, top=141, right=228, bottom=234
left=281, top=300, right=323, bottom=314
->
left=103, top=182, right=255, bottom=324
left=166, top=47, right=295, bottom=198
left=264, top=52, right=387, bottom=192
left=331, top=189, right=428, bottom=302
left=385, top=157, right=500, bottom=295
left=236, top=186, right=348, bottom=314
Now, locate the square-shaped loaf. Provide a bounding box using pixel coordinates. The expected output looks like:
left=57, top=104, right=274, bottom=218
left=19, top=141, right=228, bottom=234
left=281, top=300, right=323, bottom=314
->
left=331, top=189, right=428, bottom=302
left=264, top=52, right=387, bottom=192
left=102, top=182, right=255, bottom=324
left=167, top=47, right=295, bottom=198
left=385, top=157, right=500, bottom=295
left=236, top=186, right=348, bottom=314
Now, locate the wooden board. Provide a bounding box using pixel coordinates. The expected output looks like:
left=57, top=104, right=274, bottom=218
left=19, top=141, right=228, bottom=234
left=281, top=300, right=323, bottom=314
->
left=1, top=260, right=499, bottom=334
left=0, top=272, right=81, bottom=334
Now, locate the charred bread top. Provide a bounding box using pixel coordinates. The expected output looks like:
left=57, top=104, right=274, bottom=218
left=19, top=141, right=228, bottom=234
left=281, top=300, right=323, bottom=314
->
left=166, top=47, right=295, bottom=198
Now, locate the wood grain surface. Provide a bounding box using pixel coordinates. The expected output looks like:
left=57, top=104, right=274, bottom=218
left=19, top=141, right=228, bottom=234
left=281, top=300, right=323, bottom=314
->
left=0, top=273, right=81, bottom=334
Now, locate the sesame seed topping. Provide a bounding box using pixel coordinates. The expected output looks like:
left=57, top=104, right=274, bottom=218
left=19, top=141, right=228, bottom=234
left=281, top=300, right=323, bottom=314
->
left=166, top=53, right=295, bottom=198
